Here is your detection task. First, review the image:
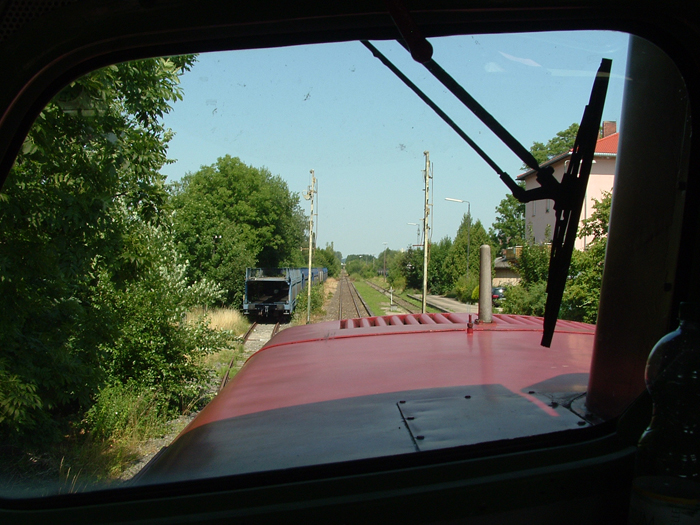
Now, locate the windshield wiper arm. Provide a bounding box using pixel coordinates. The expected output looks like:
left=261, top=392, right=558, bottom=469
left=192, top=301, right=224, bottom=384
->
left=361, top=41, right=504, bottom=177
left=363, top=26, right=611, bottom=346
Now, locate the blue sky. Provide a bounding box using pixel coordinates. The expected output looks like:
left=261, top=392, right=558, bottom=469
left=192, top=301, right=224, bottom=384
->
left=160, top=31, right=630, bottom=258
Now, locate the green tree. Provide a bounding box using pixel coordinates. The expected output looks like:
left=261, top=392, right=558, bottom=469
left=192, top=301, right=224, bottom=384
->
left=313, top=243, right=342, bottom=277
left=442, top=215, right=494, bottom=301
left=395, top=248, right=423, bottom=290
left=528, top=123, right=579, bottom=165
left=346, top=256, right=375, bottom=279
left=561, top=192, right=611, bottom=323
left=0, top=56, right=208, bottom=438
left=428, top=237, right=453, bottom=294
left=503, top=193, right=611, bottom=322
left=490, top=185, right=526, bottom=252
left=169, top=155, right=306, bottom=306
left=502, top=240, right=551, bottom=317
left=97, top=216, right=225, bottom=413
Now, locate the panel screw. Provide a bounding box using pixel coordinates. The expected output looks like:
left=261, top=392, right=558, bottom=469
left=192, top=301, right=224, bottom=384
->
left=528, top=391, right=536, bottom=394
left=416, top=435, right=425, bottom=440
left=407, top=416, right=415, bottom=420
left=464, top=395, right=471, bottom=399
left=399, top=400, right=406, bottom=404
left=577, top=421, right=587, bottom=426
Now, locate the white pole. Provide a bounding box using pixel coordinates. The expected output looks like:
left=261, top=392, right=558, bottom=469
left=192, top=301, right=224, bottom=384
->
left=306, top=170, right=315, bottom=324
left=422, top=151, right=430, bottom=314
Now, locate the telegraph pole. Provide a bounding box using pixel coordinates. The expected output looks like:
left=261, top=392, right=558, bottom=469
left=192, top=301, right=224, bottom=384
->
left=422, top=151, right=430, bottom=313
left=304, top=170, right=317, bottom=324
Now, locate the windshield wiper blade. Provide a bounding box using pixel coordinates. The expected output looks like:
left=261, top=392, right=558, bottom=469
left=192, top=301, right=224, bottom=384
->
left=541, top=58, right=611, bottom=347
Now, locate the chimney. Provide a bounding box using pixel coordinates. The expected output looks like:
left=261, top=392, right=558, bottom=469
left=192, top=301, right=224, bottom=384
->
left=601, top=121, right=617, bottom=138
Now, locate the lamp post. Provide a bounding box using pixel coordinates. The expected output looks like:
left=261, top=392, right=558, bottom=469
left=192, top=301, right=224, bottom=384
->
left=445, top=198, right=471, bottom=285
left=382, top=242, right=388, bottom=282
left=407, top=222, right=421, bottom=246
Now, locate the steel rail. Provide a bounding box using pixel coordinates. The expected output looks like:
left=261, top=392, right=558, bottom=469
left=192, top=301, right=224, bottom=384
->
left=218, top=321, right=257, bottom=392
left=364, top=280, right=421, bottom=314
left=338, top=273, right=344, bottom=320
left=348, top=279, right=373, bottom=318
left=271, top=322, right=281, bottom=339
left=347, top=276, right=362, bottom=318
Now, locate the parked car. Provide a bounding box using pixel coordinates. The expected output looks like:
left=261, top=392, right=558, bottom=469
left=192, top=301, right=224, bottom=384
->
left=492, top=286, right=506, bottom=304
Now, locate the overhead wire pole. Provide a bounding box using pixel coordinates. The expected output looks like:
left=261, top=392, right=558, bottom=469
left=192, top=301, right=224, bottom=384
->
left=304, top=170, right=316, bottom=324
left=422, top=151, right=430, bottom=314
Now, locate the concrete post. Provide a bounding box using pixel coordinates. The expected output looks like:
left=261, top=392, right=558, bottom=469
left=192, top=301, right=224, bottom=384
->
left=478, top=244, right=492, bottom=323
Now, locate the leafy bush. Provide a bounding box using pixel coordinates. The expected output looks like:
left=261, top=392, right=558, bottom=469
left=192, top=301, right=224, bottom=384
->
left=502, top=281, right=548, bottom=317
left=501, top=193, right=611, bottom=323
left=84, top=381, right=167, bottom=442
left=0, top=370, right=42, bottom=433
left=451, top=274, right=479, bottom=303
left=391, top=275, right=406, bottom=293
left=0, top=56, right=197, bottom=440
left=98, top=221, right=229, bottom=413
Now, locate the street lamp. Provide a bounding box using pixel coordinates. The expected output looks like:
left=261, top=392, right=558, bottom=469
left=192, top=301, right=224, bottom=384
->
left=382, top=242, right=388, bottom=282
left=445, top=198, right=471, bottom=285
left=407, top=222, right=421, bottom=246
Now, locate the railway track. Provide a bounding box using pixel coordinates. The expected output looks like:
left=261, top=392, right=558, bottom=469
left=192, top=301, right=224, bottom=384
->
left=338, top=274, right=373, bottom=320
left=219, top=321, right=281, bottom=391
left=363, top=280, right=422, bottom=314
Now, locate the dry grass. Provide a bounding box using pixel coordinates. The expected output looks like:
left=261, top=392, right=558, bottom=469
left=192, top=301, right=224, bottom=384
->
left=187, top=307, right=250, bottom=336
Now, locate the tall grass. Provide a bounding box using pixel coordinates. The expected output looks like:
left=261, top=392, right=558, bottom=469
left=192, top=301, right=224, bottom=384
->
left=186, top=307, right=249, bottom=383
left=187, top=307, right=250, bottom=335
left=0, top=383, right=171, bottom=496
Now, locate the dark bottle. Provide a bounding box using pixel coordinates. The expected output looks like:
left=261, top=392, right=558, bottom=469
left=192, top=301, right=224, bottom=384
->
left=638, top=302, right=700, bottom=479
left=629, top=302, right=700, bottom=523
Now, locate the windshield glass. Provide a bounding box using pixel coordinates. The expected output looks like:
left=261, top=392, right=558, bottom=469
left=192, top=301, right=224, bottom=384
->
left=0, top=30, right=651, bottom=497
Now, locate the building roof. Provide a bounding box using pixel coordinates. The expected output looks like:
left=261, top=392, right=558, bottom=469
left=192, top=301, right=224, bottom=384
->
left=595, top=132, right=619, bottom=154
left=517, top=132, right=619, bottom=180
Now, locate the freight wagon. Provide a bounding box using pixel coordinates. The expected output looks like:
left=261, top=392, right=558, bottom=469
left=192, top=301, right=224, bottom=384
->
left=300, top=266, right=328, bottom=286
left=243, top=267, right=327, bottom=317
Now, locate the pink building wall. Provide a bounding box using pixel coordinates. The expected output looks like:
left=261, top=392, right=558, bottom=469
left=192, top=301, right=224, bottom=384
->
left=523, top=156, right=615, bottom=250
left=519, top=130, right=618, bottom=251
